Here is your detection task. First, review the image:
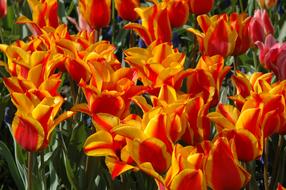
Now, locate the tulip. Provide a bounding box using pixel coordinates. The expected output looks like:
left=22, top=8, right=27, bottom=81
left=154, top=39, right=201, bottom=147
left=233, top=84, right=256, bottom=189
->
left=186, top=69, right=216, bottom=104
left=242, top=93, right=285, bottom=138
left=115, top=0, right=140, bottom=21
left=0, top=0, right=7, bottom=18
left=124, top=3, right=172, bottom=45
left=230, top=13, right=252, bottom=55
left=164, top=144, right=207, bottom=190
left=196, top=55, right=231, bottom=105
left=256, top=34, right=286, bottom=81
left=249, top=9, right=274, bottom=44
left=182, top=96, right=211, bottom=145
left=257, top=0, right=277, bottom=9
left=11, top=91, right=74, bottom=151
left=205, top=137, right=251, bottom=190
left=166, top=0, right=189, bottom=28
left=73, top=68, right=146, bottom=119
left=189, top=0, right=214, bottom=15
left=84, top=113, right=171, bottom=182
left=79, top=0, right=111, bottom=29
left=17, top=0, right=59, bottom=34
left=208, top=104, right=263, bottom=161
left=124, top=42, right=187, bottom=89
left=230, top=71, right=273, bottom=109
left=187, top=14, right=238, bottom=57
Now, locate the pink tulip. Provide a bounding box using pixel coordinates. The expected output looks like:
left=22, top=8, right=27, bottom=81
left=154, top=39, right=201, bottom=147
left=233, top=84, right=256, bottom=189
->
left=249, top=9, right=274, bottom=44
left=256, top=34, right=286, bottom=80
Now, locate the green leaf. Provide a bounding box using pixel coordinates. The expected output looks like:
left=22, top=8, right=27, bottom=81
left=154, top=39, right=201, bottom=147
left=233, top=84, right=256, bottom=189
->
left=278, top=21, right=286, bottom=42
left=63, top=149, right=79, bottom=190
left=0, top=141, right=25, bottom=190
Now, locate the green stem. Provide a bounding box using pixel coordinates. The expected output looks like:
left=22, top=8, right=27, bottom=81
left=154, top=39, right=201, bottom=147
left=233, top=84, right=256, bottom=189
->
left=69, top=76, right=77, bottom=105
left=27, top=152, right=33, bottom=190
left=129, top=30, right=135, bottom=48
left=239, top=0, right=244, bottom=12
left=40, top=152, right=46, bottom=190
left=264, top=138, right=269, bottom=190
left=252, top=50, right=258, bottom=72
left=111, top=0, right=116, bottom=43
left=270, top=135, right=285, bottom=189
left=247, top=161, right=259, bottom=190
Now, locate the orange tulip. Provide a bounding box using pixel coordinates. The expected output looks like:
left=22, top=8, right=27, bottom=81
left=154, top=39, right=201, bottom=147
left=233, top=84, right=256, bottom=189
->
left=79, top=0, right=111, bottom=29
left=205, top=137, right=251, bottom=190
left=189, top=0, right=214, bottom=15
left=0, top=0, right=7, bottom=18
left=188, top=14, right=238, bottom=57
left=124, top=3, right=172, bottom=45
left=115, top=0, right=140, bottom=21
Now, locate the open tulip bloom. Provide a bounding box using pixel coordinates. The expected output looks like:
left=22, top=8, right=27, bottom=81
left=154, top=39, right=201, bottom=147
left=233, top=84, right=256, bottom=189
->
left=0, top=0, right=286, bottom=189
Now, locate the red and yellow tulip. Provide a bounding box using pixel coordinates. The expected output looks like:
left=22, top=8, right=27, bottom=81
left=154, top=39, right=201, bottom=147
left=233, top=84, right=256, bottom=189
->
left=188, top=14, right=238, bottom=57
left=124, top=3, right=172, bottom=45
left=230, top=71, right=273, bottom=109
left=204, top=137, right=251, bottom=190
left=11, top=91, right=73, bottom=151
left=164, top=144, right=206, bottom=190
left=195, top=55, right=231, bottom=105
left=79, top=0, right=111, bottom=29
left=208, top=104, right=263, bottom=161
left=17, top=0, right=59, bottom=34
left=125, top=42, right=187, bottom=90
left=73, top=67, right=146, bottom=119
left=230, top=13, right=252, bottom=55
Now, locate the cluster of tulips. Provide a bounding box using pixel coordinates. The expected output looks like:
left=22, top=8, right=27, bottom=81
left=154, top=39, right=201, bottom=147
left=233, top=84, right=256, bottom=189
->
left=0, top=0, right=286, bottom=189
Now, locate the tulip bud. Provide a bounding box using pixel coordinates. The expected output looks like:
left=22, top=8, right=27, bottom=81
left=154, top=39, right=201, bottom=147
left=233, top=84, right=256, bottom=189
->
left=249, top=9, right=274, bottom=44
left=167, top=0, right=189, bottom=28
left=79, top=0, right=111, bottom=29
left=257, top=0, right=277, bottom=9
left=189, top=0, right=214, bottom=15
left=115, top=0, right=140, bottom=21
left=0, top=0, right=7, bottom=19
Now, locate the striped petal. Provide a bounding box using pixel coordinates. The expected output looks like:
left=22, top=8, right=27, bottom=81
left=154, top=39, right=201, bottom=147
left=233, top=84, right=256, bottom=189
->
left=84, top=130, right=117, bottom=157
left=170, top=169, right=206, bottom=190
left=12, top=111, right=44, bottom=152
left=127, top=138, right=171, bottom=174
left=205, top=137, right=251, bottom=190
